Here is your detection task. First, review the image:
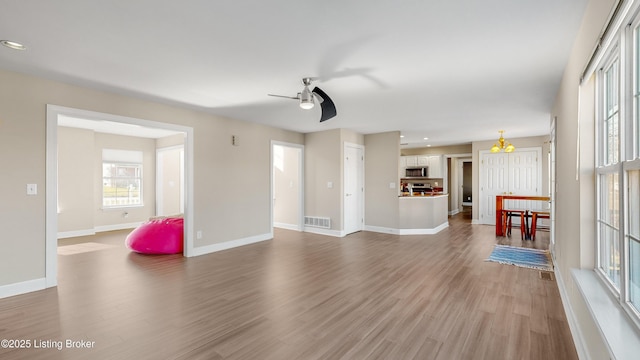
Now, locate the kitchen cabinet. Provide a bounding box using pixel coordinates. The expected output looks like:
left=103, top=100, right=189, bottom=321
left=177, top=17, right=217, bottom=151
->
left=400, top=155, right=442, bottom=179
left=426, top=155, right=442, bottom=178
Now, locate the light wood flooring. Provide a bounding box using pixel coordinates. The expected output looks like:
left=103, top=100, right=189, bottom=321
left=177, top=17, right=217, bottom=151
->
left=0, top=210, right=576, bottom=359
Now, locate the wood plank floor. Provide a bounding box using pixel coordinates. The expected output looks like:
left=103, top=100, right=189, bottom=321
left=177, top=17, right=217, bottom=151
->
left=0, top=209, right=576, bottom=359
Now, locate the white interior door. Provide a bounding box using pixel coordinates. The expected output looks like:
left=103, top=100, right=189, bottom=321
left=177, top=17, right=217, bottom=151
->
left=480, top=152, right=509, bottom=225
left=479, top=148, right=542, bottom=225
left=344, top=143, right=364, bottom=235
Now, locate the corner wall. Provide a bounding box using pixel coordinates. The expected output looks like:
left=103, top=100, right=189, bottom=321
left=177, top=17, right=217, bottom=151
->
left=364, top=131, right=401, bottom=230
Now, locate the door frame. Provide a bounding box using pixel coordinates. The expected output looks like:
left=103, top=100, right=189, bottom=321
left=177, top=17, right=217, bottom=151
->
left=343, top=142, right=365, bottom=235
left=46, top=105, right=195, bottom=288
left=270, top=141, right=304, bottom=233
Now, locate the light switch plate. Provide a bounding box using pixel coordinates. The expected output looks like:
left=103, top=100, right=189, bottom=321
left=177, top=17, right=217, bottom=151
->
left=327, top=181, right=333, bottom=189
left=389, top=182, right=396, bottom=189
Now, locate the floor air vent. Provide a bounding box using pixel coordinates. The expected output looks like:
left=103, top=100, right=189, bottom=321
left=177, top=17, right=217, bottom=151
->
left=539, top=271, right=554, bottom=281
left=304, top=216, right=331, bottom=229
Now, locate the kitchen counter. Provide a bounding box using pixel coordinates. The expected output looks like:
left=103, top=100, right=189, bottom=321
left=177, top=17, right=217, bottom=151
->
left=398, top=194, right=449, bottom=234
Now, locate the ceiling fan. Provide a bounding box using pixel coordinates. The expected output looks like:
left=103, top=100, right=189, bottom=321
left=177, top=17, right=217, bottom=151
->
left=268, top=78, right=337, bottom=122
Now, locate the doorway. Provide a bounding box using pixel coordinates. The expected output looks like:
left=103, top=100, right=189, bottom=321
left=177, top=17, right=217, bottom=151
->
left=344, top=142, right=364, bottom=235
left=271, top=141, right=304, bottom=232
left=45, top=105, right=194, bottom=288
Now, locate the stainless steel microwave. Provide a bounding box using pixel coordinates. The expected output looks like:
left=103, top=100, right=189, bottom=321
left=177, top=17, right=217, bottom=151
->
left=405, top=167, right=428, bottom=177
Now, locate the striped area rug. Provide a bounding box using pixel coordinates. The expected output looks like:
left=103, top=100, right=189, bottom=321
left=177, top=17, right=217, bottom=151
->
left=486, top=245, right=553, bottom=271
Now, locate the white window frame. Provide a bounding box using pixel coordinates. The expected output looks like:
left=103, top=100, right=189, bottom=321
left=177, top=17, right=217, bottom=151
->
left=594, top=11, right=640, bottom=330
left=102, top=149, right=144, bottom=209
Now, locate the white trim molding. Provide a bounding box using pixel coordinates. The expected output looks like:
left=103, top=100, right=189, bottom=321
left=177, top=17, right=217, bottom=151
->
left=364, top=222, right=449, bottom=236
left=0, top=278, right=47, bottom=299
left=190, top=233, right=272, bottom=257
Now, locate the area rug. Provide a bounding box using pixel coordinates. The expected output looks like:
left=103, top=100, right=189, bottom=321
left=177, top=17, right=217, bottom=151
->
left=485, top=245, right=553, bottom=271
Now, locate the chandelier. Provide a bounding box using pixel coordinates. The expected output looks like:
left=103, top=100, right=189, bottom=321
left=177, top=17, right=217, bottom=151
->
left=490, top=130, right=515, bottom=153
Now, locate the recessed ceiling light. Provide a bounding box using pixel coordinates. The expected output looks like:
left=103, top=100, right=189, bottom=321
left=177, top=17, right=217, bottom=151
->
left=1, top=40, right=26, bottom=51
left=400, top=135, right=405, bottom=138
left=423, top=137, right=429, bottom=140
left=427, top=145, right=431, bottom=147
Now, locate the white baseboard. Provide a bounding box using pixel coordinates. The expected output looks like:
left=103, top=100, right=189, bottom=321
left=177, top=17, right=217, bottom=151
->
left=0, top=278, right=47, bottom=299
left=303, top=226, right=346, bottom=237
left=398, top=222, right=449, bottom=235
left=554, top=266, right=588, bottom=360
left=274, top=222, right=301, bottom=231
left=449, top=209, right=460, bottom=216
left=94, top=222, right=142, bottom=233
left=57, top=229, right=95, bottom=239
left=365, top=222, right=449, bottom=235
left=190, top=232, right=272, bottom=257
left=463, top=202, right=472, bottom=206
left=58, top=222, right=142, bottom=239
left=364, top=225, right=401, bottom=235
left=471, top=219, right=481, bottom=224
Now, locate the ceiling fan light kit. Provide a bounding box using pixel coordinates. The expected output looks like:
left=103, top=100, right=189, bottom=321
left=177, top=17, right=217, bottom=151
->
left=299, top=85, right=315, bottom=109
left=268, top=77, right=337, bottom=122
left=490, top=130, right=515, bottom=153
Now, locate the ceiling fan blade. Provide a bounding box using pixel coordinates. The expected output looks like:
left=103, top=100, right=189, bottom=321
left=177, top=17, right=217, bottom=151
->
left=311, top=87, right=337, bottom=122
left=267, top=93, right=300, bottom=100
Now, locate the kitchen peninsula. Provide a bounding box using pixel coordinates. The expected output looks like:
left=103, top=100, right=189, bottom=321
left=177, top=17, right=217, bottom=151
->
left=398, top=193, right=449, bottom=234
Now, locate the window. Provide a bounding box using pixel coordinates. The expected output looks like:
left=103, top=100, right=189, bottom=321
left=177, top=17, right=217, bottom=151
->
left=594, top=11, right=640, bottom=326
left=102, top=149, right=143, bottom=208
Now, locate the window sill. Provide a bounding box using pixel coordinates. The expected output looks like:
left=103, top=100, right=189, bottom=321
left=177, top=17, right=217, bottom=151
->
left=571, top=269, right=640, bottom=360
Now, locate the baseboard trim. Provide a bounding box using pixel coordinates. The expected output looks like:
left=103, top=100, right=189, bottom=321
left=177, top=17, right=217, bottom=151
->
left=471, top=219, right=481, bottom=224
left=364, top=225, right=401, bottom=235
left=190, top=232, right=272, bottom=257
left=94, top=222, right=142, bottom=233
left=274, top=222, right=301, bottom=231
left=554, top=265, right=589, bottom=360
left=398, top=222, right=449, bottom=235
left=58, top=222, right=142, bottom=239
left=365, top=222, right=449, bottom=235
left=303, top=227, right=345, bottom=237
left=0, top=278, right=47, bottom=299
left=57, top=229, right=95, bottom=239
left=448, top=209, right=460, bottom=216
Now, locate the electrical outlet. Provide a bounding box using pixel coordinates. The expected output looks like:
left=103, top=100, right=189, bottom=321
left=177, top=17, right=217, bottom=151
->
left=196, top=230, right=203, bottom=239
left=26, top=183, right=37, bottom=195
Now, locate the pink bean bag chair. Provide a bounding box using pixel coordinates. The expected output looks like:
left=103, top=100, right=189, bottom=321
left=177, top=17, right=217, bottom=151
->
left=125, top=216, right=184, bottom=254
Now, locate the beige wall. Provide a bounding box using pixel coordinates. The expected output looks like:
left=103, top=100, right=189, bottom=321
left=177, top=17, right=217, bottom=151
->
left=304, top=129, right=342, bottom=231
left=550, top=0, right=615, bottom=358
left=58, top=127, right=95, bottom=232
left=159, top=147, right=183, bottom=216
left=0, top=68, right=303, bottom=287
left=58, top=128, right=157, bottom=232
left=364, top=131, right=401, bottom=229
left=401, top=143, right=472, bottom=156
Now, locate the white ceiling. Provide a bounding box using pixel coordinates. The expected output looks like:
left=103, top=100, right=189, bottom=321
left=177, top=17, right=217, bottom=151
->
left=0, top=0, right=589, bottom=147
